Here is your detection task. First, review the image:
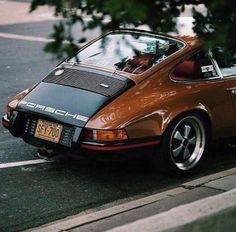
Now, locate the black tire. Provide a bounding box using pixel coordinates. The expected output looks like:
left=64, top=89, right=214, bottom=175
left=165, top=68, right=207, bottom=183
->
left=153, top=113, right=209, bottom=174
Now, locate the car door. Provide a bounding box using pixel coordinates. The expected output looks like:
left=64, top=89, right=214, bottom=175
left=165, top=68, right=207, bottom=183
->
left=214, top=49, right=236, bottom=131
left=171, top=50, right=236, bottom=138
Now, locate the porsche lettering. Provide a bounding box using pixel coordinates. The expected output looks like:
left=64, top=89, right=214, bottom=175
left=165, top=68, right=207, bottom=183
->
left=19, top=100, right=89, bottom=122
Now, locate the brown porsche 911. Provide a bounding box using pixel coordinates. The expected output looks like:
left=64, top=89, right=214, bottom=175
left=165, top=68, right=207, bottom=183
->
left=2, top=29, right=236, bottom=173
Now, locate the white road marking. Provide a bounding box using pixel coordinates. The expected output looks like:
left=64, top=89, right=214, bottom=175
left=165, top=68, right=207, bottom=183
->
left=0, top=32, right=54, bottom=43
left=0, top=32, right=86, bottom=46
left=0, top=159, right=50, bottom=169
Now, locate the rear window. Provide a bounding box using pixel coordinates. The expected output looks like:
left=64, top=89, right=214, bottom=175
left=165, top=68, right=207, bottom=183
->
left=69, top=32, right=185, bottom=74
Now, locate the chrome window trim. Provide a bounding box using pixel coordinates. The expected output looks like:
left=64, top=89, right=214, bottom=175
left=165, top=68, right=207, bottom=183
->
left=210, top=48, right=236, bottom=80
left=221, top=75, right=236, bottom=80
left=208, top=50, right=223, bottom=79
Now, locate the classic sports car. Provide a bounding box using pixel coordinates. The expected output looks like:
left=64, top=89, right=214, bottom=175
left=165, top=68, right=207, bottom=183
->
left=2, top=29, right=236, bottom=173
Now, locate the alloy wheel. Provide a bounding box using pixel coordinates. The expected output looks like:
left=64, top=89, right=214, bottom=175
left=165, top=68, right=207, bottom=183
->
left=169, top=116, right=206, bottom=170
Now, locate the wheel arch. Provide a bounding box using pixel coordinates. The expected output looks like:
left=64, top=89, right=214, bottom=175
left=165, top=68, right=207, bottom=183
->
left=125, top=107, right=212, bottom=140
left=154, top=108, right=212, bottom=172
left=163, top=109, right=212, bottom=141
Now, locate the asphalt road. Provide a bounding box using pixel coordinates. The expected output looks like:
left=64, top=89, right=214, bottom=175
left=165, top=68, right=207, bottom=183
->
left=1, top=5, right=236, bottom=232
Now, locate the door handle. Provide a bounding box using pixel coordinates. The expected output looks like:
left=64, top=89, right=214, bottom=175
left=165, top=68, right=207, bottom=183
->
left=227, top=87, right=236, bottom=95
left=232, top=89, right=236, bottom=95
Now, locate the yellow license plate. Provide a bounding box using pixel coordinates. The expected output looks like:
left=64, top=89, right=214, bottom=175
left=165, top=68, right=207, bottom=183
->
left=34, top=119, right=63, bottom=143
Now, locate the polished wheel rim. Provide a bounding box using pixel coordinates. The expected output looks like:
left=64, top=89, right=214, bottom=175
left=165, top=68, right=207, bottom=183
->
left=170, top=116, right=206, bottom=170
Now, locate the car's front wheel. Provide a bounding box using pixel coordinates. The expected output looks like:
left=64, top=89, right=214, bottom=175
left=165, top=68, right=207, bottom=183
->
left=154, top=114, right=209, bottom=173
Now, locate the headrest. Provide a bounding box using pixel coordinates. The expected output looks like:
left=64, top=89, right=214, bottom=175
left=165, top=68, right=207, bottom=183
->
left=173, top=60, right=198, bottom=79
left=128, top=54, right=154, bottom=68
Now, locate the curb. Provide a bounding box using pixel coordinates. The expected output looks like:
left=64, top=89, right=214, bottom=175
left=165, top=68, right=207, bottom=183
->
left=182, top=166, right=236, bottom=188
left=106, top=188, right=236, bottom=232
left=26, top=187, right=188, bottom=232
left=27, top=166, right=236, bottom=232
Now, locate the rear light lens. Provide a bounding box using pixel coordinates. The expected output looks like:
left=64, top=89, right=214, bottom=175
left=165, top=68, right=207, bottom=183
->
left=6, top=87, right=33, bottom=118
left=6, top=100, right=17, bottom=118
left=82, top=129, right=128, bottom=142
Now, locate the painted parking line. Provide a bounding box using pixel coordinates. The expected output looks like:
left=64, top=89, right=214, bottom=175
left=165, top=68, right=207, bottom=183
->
left=0, top=159, right=50, bottom=169
left=0, top=32, right=54, bottom=43
left=0, top=32, right=86, bottom=46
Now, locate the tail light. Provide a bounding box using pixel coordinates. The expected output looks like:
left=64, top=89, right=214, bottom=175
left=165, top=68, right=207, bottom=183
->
left=6, top=101, right=17, bottom=118
left=82, top=128, right=128, bottom=142
left=6, top=87, right=33, bottom=119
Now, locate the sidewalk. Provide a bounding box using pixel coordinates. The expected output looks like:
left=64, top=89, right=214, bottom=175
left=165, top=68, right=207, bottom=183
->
left=0, top=0, right=57, bottom=25
left=105, top=174, right=236, bottom=232
left=107, top=188, right=236, bottom=232
left=28, top=166, right=236, bottom=232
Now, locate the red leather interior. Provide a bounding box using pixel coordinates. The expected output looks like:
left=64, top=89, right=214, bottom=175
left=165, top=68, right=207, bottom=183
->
left=124, top=54, right=154, bottom=74
left=172, top=60, right=200, bottom=80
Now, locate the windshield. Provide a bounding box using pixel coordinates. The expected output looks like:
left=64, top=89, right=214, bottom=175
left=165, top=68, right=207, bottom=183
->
left=69, top=32, right=185, bottom=74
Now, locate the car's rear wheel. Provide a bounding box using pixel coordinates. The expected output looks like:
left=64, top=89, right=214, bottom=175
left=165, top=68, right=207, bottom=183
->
left=154, top=114, right=208, bottom=173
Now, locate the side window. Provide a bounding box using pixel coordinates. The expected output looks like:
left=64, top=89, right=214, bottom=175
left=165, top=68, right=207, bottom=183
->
left=172, top=51, right=218, bottom=81
left=214, top=48, right=236, bottom=77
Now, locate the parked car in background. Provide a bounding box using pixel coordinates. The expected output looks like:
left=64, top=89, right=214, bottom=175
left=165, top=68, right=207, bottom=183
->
left=3, top=29, right=236, bottom=173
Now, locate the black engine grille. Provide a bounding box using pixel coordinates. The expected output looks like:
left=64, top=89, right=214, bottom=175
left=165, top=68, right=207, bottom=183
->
left=43, top=68, right=132, bottom=97
left=24, top=117, right=75, bottom=147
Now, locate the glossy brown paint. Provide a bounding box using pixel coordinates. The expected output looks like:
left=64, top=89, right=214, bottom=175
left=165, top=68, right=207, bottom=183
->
left=86, top=36, right=236, bottom=140
left=224, top=77, right=236, bottom=123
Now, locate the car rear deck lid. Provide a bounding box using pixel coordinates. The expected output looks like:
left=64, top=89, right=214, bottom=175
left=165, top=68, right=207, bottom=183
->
left=43, top=66, right=134, bottom=97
